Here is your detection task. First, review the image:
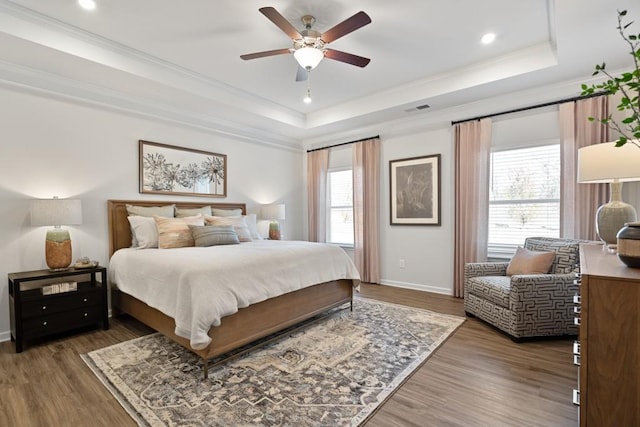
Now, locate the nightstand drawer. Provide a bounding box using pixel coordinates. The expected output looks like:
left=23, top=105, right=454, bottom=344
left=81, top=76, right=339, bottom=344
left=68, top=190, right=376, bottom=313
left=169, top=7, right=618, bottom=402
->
left=22, top=306, right=103, bottom=339
left=22, top=289, right=102, bottom=318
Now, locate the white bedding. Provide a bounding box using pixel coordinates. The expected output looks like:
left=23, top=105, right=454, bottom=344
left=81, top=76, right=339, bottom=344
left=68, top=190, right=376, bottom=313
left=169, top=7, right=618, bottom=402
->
left=109, top=240, right=360, bottom=350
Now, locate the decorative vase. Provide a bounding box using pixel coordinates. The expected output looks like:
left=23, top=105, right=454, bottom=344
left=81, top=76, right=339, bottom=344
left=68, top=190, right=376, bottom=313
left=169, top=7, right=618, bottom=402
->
left=616, top=222, right=640, bottom=268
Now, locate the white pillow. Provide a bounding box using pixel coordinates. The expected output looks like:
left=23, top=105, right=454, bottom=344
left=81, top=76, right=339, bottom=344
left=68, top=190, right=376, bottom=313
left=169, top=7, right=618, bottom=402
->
left=244, top=213, right=263, bottom=240
left=205, top=215, right=253, bottom=242
left=127, top=216, right=159, bottom=249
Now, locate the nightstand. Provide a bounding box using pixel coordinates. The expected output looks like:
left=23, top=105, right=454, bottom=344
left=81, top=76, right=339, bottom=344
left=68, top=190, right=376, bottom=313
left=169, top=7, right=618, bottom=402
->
left=8, top=266, right=108, bottom=352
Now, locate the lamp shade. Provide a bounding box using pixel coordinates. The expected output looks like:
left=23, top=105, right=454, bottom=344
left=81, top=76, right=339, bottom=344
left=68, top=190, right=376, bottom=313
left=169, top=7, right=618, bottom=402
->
left=31, top=198, right=82, bottom=226
left=294, top=47, right=324, bottom=70
left=577, top=141, right=640, bottom=183
left=261, top=204, right=286, bottom=221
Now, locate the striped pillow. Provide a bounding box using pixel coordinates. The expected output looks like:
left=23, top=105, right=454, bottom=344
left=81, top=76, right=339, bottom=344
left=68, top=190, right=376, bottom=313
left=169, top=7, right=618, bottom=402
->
left=154, top=215, right=204, bottom=249
left=204, top=215, right=253, bottom=242
left=189, top=225, right=240, bottom=247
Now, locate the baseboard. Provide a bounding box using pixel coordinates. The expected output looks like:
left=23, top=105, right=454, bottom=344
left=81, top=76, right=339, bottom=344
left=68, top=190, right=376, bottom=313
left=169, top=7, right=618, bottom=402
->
left=0, top=330, right=10, bottom=343
left=379, top=280, right=452, bottom=295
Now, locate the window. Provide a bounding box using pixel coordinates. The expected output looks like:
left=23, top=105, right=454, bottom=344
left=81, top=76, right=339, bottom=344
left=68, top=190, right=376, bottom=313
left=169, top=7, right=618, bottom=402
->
left=327, top=169, right=354, bottom=245
left=488, top=144, right=560, bottom=258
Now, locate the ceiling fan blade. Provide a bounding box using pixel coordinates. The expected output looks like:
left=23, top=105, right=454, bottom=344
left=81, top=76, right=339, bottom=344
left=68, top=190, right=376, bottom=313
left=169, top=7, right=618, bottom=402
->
left=259, top=7, right=303, bottom=40
left=324, top=49, right=370, bottom=68
left=296, top=65, right=308, bottom=82
left=240, top=48, right=291, bottom=61
left=321, top=11, right=371, bottom=44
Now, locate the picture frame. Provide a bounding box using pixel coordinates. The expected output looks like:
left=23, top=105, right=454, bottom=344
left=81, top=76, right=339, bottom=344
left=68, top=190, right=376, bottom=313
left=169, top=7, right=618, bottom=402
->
left=139, top=140, right=227, bottom=198
left=389, top=154, right=441, bottom=225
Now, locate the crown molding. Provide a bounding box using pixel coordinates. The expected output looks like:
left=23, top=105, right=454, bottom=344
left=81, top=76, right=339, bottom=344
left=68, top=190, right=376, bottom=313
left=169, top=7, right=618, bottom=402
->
left=0, top=59, right=303, bottom=152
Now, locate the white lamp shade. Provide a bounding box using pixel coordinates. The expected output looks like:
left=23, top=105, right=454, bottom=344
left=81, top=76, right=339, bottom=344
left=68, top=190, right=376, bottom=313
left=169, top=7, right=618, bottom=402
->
left=577, top=141, right=640, bottom=183
left=261, top=204, right=286, bottom=221
left=294, top=47, right=324, bottom=70
left=31, top=198, right=82, bottom=226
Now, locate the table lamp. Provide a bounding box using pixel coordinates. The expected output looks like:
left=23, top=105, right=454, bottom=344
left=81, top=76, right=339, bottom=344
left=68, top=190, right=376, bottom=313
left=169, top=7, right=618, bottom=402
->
left=261, top=204, right=285, bottom=240
left=31, top=197, right=82, bottom=270
left=577, top=142, right=640, bottom=245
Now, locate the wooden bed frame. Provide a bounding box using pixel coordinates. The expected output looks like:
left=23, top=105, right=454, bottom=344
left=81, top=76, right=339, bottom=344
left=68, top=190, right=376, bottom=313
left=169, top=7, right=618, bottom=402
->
left=107, top=200, right=354, bottom=376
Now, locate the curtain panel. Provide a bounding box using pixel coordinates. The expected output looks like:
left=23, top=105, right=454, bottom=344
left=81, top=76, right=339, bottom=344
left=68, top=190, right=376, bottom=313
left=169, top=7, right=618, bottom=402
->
left=559, top=95, right=610, bottom=240
left=307, top=149, right=329, bottom=242
left=453, top=119, right=492, bottom=297
left=353, top=138, right=381, bottom=283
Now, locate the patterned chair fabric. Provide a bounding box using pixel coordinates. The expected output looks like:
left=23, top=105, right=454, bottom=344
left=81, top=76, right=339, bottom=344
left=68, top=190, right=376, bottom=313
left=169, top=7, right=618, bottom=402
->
left=464, top=237, right=594, bottom=340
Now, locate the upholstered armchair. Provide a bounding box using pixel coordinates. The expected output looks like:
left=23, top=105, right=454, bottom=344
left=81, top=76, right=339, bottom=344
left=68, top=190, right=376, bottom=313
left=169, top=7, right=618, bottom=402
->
left=464, top=237, right=594, bottom=341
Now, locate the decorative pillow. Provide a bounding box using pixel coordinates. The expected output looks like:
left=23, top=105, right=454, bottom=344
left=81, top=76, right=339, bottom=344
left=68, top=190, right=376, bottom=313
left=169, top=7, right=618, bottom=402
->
left=127, top=216, right=159, bottom=249
left=524, top=238, right=581, bottom=274
left=176, top=206, right=212, bottom=218
left=211, top=208, right=243, bottom=217
left=189, top=225, right=240, bottom=247
left=244, top=213, right=262, bottom=240
left=154, top=215, right=204, bottom=249
left=506, top=246, right=556, bottom=276
left=126, top=204, right=175, bottom=247
left=204, top=215, right=253, bottom=242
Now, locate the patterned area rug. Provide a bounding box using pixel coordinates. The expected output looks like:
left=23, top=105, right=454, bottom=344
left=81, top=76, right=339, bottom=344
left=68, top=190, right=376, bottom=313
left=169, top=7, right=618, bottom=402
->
left=82, top=298, right=464, bottom=426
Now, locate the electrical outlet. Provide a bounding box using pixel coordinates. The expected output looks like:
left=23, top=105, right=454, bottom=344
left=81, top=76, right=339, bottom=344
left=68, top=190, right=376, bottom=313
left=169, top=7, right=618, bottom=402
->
left=399, top=259, right=405, bottom=268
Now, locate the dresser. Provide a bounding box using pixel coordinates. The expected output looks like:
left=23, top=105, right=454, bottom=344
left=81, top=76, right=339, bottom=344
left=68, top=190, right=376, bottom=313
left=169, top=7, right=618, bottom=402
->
left=576, top=244, right=640, bottom=426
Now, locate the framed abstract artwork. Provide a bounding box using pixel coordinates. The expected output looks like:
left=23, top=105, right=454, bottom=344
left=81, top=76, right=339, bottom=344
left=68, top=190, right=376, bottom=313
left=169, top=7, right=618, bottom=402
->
left=139, top=140, right=227, bottom=198
left=389, top=154, right=441, bottom=225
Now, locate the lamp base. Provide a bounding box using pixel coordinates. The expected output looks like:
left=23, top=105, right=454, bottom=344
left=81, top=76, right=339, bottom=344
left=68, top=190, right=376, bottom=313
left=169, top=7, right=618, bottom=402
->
left=268, top=222, right=281, bottom=240
left=45, top=228, right=72, bottom=270
left=596, top=201, right=637, bottom=245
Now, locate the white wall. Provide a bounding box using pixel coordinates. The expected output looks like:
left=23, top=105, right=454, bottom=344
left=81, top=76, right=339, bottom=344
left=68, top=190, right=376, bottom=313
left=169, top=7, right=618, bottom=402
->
left=0, top=86, right=303, bottom=341
left=379, top=128, right=454, bottom=294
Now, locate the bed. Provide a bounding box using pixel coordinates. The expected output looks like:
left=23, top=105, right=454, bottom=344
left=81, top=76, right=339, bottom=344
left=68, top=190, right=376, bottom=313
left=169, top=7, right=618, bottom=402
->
left=107, top=200, right=359, bottom=377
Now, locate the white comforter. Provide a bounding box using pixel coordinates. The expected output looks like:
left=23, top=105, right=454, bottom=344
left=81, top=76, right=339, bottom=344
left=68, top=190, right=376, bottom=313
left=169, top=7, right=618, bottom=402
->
left=109, top=240, right=360, bottom=350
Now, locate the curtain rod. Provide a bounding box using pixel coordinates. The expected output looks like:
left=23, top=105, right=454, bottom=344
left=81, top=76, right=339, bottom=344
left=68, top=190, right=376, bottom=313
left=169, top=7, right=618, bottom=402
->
left=306, top=135, right=380, bottom=153
left=450, top=92, right=607, bottom=126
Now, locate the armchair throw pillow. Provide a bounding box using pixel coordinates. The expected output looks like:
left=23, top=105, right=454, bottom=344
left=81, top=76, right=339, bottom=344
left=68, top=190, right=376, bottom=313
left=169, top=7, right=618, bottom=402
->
left=506, top=246, right=556, bottom=276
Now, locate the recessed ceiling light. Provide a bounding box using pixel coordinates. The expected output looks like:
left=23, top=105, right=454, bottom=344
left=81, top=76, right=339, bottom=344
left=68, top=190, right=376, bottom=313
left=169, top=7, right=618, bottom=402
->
left=481, top=33, right=496, bottom=45
left=78, top=0, right=96, bottom=11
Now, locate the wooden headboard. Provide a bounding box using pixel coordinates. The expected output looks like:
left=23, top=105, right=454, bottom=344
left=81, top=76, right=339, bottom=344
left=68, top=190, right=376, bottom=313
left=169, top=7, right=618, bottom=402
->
left=107, top=199, right=247, bottom=256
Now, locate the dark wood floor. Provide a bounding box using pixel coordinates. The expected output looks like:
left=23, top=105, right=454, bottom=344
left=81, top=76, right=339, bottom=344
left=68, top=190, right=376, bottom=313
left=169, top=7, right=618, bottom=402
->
left=0, top=284, right=579, bottom=427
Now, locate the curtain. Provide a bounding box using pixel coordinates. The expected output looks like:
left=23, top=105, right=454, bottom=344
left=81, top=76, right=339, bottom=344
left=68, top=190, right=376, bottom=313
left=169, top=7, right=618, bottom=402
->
left=559, top=96, right=610, bottom=240
left=353, top=137, right=381, bottom=283
left=453, top=119, right=492, bottom=297
left=307, top=149, right=329, bottom=242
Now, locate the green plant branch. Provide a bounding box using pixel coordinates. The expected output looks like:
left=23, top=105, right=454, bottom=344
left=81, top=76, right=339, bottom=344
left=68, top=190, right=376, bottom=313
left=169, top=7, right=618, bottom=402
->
left=581, top=9, right=640, bottom=148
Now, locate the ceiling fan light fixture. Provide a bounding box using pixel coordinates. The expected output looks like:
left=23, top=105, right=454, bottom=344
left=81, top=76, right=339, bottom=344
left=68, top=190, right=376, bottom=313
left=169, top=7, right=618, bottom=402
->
left=294, top=47, right=324, bottom=70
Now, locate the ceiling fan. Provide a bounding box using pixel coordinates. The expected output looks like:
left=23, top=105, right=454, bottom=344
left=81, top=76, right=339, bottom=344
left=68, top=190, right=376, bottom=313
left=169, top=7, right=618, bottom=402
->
left=240, top=7, right=372, bottom=82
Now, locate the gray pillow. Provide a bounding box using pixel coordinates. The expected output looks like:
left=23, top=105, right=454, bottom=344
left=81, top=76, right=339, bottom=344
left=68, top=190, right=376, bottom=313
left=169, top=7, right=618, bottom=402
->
left=126, top=204, right=175, bottom=217
left=211, top=208, right=243, bottom=217
left=176, top=206, right=212, bottom=218
left=189, top=225, right=240, bottom=247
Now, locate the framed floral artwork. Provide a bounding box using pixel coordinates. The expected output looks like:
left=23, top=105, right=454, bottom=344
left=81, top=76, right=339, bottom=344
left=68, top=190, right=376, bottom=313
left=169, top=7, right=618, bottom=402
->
left=139, top=140, right=227, bottom=197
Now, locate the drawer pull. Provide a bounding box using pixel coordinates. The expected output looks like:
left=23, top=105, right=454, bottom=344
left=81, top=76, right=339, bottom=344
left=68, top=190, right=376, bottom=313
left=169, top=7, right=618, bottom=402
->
left=42, top=305, right=47, bottom=310
left=574, top=317, right=581, bottom=326
left=84, top=312, right=88, bottom=317
left=83, top=298, right=88, bottom=302
left=42, top=321, right=47, bottom=326
left=573, top=389, right=580, bottom=406
left=573, top=355, right=580, bottom=366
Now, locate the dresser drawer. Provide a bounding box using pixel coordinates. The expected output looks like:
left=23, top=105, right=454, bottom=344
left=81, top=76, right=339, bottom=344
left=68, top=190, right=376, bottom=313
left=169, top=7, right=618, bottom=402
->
left=22, top=289, right=102, bottom=318
left=22, top=306, right=103, bottom=339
